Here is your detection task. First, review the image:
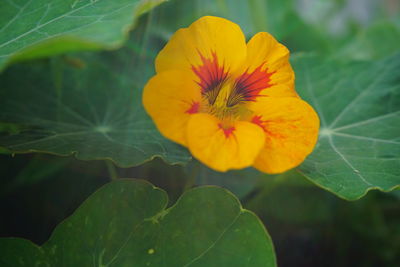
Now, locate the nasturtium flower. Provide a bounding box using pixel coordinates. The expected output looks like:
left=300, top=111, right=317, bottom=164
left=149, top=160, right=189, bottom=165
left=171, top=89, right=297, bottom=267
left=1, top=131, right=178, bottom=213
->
left=143, top=16, right=319, bottom=174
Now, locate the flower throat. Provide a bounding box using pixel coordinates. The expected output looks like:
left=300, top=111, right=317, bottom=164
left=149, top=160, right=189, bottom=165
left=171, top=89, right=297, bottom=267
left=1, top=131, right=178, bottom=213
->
left=191, top=51, right=275, bottom=119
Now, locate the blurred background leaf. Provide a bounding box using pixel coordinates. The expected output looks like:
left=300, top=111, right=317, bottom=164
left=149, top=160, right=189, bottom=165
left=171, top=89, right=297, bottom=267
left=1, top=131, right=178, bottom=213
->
left=0, top=154, right=110, bottom=244
left=185, top=160, right=263, bottom=199
left=337, top=21, right=400, bottom=60
left=148, top=0, right=399, bottom=55
left=0, top=155, right=70, bottom=195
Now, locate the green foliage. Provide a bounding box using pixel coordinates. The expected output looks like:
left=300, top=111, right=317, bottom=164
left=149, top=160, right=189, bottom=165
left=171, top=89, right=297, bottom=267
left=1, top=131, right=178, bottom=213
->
left=0, top=47, right=190, bottom=167
left=244, top=174, right=400, bottom=267
left=0, top=155, right=70, bottom=195
left=246, top=171, right=334, bottom=225
left=0, top=179, right=276, bottom=266
left=151, top=0, right=331, bottom=53
left=294, top=53, right=400, bottom=200
left=1, top=0, right=400, bottom=266
left=0, top=0, right=165, bottom=71
left=338, top=22, right=400, bottom=60
left=188, top=160, right=262, bottom=198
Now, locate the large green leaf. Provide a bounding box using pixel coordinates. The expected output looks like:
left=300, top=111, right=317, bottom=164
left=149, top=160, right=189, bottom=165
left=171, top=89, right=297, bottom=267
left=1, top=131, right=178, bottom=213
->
left=0, top=41, right=190, bottom=166
left=0, top=179, right=276, bottom=266
left=294, top=53, right=400, bottom=200
left=0, top=0, right=165, bottom=71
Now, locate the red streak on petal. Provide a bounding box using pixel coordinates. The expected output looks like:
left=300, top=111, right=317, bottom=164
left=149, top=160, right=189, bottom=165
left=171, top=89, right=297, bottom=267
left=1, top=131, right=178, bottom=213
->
left=251, top=115, right=266, bottom=130
left=218, top=123, right=235, bottom=138
left=186, top=101, right=200, bottom=114
left=252, top=115, right=286, bottom=139
left=191, top=52, right=228, bottom=95
left=234, top=63, right=275, bottom=102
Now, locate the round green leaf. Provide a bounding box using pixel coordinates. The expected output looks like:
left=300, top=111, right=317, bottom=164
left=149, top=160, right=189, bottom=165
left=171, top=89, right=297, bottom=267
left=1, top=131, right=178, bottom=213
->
left=0, top=179, right=276, bottom=266
left=0, top=47, right=190, bottom=166
left=294, top=53, right=400, bottom=200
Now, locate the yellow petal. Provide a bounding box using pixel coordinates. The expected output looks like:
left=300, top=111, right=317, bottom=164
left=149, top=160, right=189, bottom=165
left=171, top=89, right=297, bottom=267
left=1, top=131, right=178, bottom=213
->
left=239, top=32, right=297, bottom=99
left=155, top=16, right=247, bottom=75
left=142, top=70, right=202, bottom=146
left=250, top=97, right=320, bottom=174
left=186, top=113, right=265, bottom=172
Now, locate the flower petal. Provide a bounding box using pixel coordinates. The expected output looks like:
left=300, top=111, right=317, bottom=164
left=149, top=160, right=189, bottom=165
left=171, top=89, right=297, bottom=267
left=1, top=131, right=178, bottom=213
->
left=143, top=70, right=202, bottom=146
left=238, top=32, right=296, bottom=98
left=155, top=16, right=247, bottom=76
left=187, top=113, right=265, bottom=172
left=250, top=97, right=320, bottom=174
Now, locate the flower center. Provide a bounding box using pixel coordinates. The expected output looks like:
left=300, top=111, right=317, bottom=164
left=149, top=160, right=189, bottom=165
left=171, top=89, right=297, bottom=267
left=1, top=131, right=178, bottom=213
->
left=191, top=51, right=275, bottom=120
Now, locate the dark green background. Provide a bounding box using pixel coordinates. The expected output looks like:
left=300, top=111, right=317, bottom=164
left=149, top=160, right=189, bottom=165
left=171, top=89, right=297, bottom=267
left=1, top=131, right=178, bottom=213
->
left=1, top=0, right=399, bottom=266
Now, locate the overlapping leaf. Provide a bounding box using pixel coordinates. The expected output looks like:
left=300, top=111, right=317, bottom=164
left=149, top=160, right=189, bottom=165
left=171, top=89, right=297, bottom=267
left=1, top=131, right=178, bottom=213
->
left=294, top=53, right=400, bottom=200
left=0, top=179, right=276, bottom=266
left=0, top=0, right=165, bottom=71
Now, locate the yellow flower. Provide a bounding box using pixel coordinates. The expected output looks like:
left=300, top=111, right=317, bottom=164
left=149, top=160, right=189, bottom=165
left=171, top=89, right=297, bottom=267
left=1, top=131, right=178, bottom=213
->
left=143, top=16, right=319, bottom=174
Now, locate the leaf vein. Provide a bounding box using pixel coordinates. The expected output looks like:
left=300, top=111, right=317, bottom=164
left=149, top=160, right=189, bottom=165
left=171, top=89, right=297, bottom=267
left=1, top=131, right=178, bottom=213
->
left=332, top=132, right=400, bottom=145
left=328, top=135, right=373, bottom=186
left=329, top=60, right=391, bottom=128
left=183, top=212, right=242, bottom=266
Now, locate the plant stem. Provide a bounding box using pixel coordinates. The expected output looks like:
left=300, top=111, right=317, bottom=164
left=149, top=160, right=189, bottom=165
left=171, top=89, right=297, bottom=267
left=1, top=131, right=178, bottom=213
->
left=105, top=160, right=118, bottom=181
left=184, top=160, right=200, bottom=191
